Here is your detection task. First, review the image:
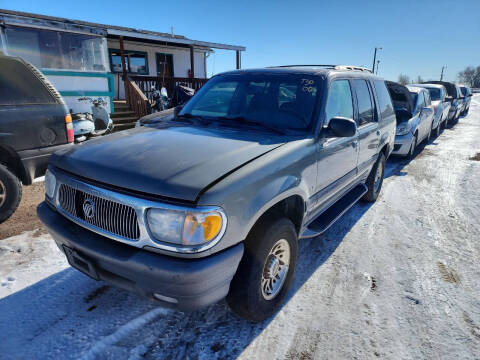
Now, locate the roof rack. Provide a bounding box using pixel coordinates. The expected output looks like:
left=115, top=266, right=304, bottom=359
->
left=334, top=65, right=373, bottom=73
left=269, top=64, right=373, bottom=73
left=268, top=65, right=336, bottom=68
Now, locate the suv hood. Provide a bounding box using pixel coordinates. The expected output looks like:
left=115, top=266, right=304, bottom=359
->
left=50, top=125, right=285, bottom=202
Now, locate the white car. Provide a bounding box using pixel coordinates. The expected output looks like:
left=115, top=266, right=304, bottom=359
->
left=386, top=82, right=435, bottom=158
left=411, top=83, right=451, bottom=133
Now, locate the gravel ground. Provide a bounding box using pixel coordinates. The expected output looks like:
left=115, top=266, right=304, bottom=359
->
left=0, top=96, right=479, bottom=359
left=0, top=182, right=46, bottom=240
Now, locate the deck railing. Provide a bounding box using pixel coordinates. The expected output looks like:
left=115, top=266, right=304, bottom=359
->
left=124, top=76, right=150, bottom=118
left=129, top=76, right=209, bottom=102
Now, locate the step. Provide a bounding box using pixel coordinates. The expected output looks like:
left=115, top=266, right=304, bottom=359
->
left=113, top=122, right=137, bottom=132
left=300, top=183, right=368, bottom=238
left=112, top=116, right=139, bottom=124
left=111, top=111, right=135, bottom=118
left=113, top=105, right=131, bottom=112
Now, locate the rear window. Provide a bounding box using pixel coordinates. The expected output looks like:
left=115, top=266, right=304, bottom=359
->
left=373, top=80, right=394, bottom=118
left=0, top=57, right=56, bottom=105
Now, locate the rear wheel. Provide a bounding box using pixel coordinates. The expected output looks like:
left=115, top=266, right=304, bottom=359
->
left=435, top=118, right=442, bottom=137
left=407, top=133, right=418, bottom=159
left=227, top=217, right=298, bottom=322
left=362, top=152, right=386, bottom=202
left=0, top=164, right=22, bottom=223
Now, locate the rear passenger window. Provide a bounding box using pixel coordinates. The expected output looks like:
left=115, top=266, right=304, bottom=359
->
left=0, top=57, right=56, bottom=105
left=325, top=80, right=353, bottom=124
left=352, top=80, right=375, bottom=125
left=372, top=80, right=394, bottom=119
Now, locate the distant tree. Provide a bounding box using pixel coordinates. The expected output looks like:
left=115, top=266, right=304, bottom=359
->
left=458, top=66, right=480, bottom=87
left=415, top=76, right=424, bottom=83
left=398, top=74, right=410, bottom=85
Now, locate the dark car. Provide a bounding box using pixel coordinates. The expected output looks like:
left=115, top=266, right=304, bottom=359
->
left=38, top=65, right=395, bottom=322
left=0, top=54, right=73, bottom=222
left=459, top=85, right=472, bottom=115
left=423, top=81, right=463, bottom=124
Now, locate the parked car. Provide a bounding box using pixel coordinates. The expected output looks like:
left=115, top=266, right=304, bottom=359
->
left=38, top=65, right=396, bottom=322
left=423, top=81, right=463, bottom=123
left=411, top=83, right=451, bottom=131
left=0, top=54, right=73, bottom=222
left=459, top=85, right=472, bottom=115
left=386, top=82, right=434, bottom=158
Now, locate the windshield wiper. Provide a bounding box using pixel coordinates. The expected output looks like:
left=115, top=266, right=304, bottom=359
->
left=217, top=116, right=286, bottom=135
left=176, top=113, right=212, bottom=125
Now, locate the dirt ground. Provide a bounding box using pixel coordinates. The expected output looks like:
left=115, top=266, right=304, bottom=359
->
left=0, top=182, right=46, bottom=240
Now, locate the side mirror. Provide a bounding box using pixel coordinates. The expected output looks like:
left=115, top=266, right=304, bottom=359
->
left=174, top=105, right=184, bottom=117
left=327, top=117, right=357, bottom=137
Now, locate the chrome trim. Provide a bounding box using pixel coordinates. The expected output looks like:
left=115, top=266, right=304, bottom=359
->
left=51, top=169, right=227, bottom=254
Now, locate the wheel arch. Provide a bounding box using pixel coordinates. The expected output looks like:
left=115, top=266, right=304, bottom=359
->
left=0, top=145, right=28, bottom=184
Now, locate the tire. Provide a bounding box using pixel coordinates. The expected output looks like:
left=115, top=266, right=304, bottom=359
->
left=435, top=118, right=441, bottom=137
left=407, top=133, right=418, bottom=159
left=227, top=216, right=298, bottom=322
left=426, top=124, right=432, bottom=142
left=362, top=152, right=386, bottom=202
left=0, top=164, right=22, bottom=223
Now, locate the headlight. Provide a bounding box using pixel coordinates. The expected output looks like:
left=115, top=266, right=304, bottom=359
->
left=45, top=170, right=56, bottom=199
left=146, top=207, right=226, bottom=247
left=396, top=123, right=411, bottom=136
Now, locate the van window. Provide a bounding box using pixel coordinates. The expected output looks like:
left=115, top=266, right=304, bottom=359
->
left=0, top=57, right=56, bottom=105
left=325, top=80, right=354, bottom=124
left=372, top=80, right=394, bottom=119
left=352, top=79, right=375, bottom=125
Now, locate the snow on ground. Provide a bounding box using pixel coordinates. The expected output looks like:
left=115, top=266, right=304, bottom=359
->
left=1, top=96, right=480, bottom=359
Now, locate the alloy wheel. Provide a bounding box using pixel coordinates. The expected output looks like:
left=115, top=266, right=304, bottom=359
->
left=0, top=180, right=6, bottom=207
left=261, top=239, right=291, bottom=300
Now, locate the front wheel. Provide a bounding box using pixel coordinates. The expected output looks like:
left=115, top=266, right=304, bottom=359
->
left=362, top=152, right=386, bottom=202
left=435, top=120, right=441, bottom=137
left=0, top=164, right=22, bottom=223
left=407, top=133, right=418, bottom=159
left=227, top=217, right=298, bottom=322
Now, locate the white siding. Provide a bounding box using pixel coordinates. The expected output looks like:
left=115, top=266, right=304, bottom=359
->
left=107, top=39, right=207, bottom=100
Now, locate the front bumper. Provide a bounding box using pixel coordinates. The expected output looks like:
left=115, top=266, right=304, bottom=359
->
left=392, top=132, right=414, bottom=156
left=37, top=202, right=244, bottom=311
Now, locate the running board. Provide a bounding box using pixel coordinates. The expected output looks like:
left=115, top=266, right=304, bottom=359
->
left=300, top=183, right=368, bottom=239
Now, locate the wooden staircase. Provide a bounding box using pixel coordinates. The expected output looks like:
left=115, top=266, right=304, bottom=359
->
left=111, top=100, right=140, bottom=131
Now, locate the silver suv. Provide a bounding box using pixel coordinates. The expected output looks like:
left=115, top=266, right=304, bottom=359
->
left=38, top=65, right=396, bottom=321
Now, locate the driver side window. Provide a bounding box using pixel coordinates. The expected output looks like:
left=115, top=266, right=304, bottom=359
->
left=325, top=80, right=354, bottom=125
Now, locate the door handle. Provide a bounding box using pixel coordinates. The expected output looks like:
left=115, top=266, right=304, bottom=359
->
left=376, top=130, right=380, bottom=136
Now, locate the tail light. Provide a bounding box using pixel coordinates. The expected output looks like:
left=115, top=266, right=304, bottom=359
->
left=65, top=114, right=74, bottom=143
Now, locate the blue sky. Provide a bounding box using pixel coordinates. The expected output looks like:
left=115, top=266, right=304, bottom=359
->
left=1, top=0, right=479, bottom=82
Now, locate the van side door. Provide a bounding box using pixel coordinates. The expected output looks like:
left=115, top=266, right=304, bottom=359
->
left=313, top=79, right=358, bottom=213
left=351, top=79, right=379, bottom=176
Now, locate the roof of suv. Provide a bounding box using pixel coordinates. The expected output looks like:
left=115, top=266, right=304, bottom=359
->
left=406, top=86, right=426, bottom=93
left=411, top=83, right=446, bottom=90
left=218, top=65, right=384, bottom=80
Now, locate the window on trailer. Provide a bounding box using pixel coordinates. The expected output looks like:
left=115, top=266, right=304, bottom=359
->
left=109, top=49, right=149, bottom=75
left=4, top=26, right=109, bottom=72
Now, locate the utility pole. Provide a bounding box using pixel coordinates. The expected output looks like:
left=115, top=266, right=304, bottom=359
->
left=372, top=47, right=382, bottom=73
left=440, top=66, right=447, bottom=81
left=376, top=60, right=380, bottom=75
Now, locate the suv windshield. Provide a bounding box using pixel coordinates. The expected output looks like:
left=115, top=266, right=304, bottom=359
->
left=426, top=87, right=441, bottom=101
left=179, top=73, right=320, bottom=133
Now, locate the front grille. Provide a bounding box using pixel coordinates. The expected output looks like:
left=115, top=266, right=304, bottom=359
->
left=58, top=184, right=140, bottom=240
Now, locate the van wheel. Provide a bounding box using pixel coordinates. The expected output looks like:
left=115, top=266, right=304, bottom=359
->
left=436, top=119, right=441, bottom=137
left=362, top=153, right=385, bottom=202
left=227, top=217, right=298, bottom=322
left=0, top=164, right=22, bottom=223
